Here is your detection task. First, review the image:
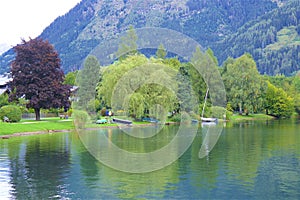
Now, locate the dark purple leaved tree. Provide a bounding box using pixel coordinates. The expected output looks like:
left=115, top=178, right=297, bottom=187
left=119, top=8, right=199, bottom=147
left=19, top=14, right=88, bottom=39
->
left=10, top=38, right=70, bottom=120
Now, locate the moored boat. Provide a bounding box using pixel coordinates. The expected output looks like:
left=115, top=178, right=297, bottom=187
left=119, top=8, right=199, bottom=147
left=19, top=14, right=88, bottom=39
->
left=112, top=118, right=133, bottom=125
left=200, top=117, right=218, bottom=123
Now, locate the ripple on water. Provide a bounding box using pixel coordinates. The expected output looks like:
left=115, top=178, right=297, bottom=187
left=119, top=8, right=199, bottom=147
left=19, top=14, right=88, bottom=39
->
left=0, top=153, right=13, bottom=199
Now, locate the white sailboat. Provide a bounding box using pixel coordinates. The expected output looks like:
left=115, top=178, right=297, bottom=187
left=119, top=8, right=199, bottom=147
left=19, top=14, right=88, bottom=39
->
left=201, top=88, right=218, bottom=123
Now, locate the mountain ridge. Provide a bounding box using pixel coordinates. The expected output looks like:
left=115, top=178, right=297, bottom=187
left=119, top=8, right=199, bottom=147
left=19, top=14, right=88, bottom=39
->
left=1, top=0, right=298, bottom=75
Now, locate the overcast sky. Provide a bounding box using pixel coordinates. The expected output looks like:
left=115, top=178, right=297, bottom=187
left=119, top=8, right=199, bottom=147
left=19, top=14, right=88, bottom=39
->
left=0, top=0, right=82, bottom=53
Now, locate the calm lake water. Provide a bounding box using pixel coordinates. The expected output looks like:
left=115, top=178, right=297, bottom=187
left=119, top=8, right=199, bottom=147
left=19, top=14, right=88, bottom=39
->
left=0, top=119, right=300, bottom=199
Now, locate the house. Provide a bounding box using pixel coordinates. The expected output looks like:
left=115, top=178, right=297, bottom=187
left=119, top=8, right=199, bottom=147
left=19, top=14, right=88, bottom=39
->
left=0, top=74, right=11, bottom=96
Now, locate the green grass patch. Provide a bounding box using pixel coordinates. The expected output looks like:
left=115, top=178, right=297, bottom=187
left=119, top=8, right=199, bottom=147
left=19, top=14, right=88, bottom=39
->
left=229, top=113, right=275, bottom=121
left=0, top=118, right=75, bottom=135
left=0, top=117, right=154, bottom=135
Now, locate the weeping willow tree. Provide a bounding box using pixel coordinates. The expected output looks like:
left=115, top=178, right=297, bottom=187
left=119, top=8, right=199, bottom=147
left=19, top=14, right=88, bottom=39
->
left=96, top=54, right=178, bottom=119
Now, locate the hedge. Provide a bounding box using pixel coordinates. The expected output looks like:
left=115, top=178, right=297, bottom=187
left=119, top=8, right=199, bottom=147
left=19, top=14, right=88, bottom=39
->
left=0, top=105, right=22, bottom=122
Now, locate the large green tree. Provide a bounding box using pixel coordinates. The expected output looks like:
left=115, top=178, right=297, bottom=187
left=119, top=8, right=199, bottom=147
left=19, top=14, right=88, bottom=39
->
left=64, top=70, right=78, bottom=86
left=10, top=38, right=70, bottom=120
left=222, top=53, right=264, bottom=114
left=265, top=81, right=294, bottom=118
left=176, top=64, right=198, bottom=113
left=291, top=72, right=300, bottom=115
left=97, top=55, right=178, bottom=119
left=75, top=55, right=100, bottom=112
left=156, top=43, right=167, bottom=59
left=0, top=93, right=9, bottom=108
left=116, top=25, right=138, bottom=60
left=190, top=47, right=225, bottom=115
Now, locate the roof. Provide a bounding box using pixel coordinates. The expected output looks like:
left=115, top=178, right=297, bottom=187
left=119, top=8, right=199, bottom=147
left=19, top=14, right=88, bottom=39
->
left=0, top=75, right=12, bottom=86
left=0, top=87, right=9, bottom=96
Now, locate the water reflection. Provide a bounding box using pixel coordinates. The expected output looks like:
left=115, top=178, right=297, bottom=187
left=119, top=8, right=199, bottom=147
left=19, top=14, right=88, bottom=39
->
left=78, top=124, right=197, bottom=173
left=199, top=122, right=223, bottom=159
left=0, top=120, right=299, bottom=199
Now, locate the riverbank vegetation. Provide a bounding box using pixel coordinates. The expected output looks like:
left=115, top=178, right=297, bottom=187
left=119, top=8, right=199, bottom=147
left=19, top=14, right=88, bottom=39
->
left=83, top=27, right=300, bottom=121
left=1, top=27, right=300, bottom=130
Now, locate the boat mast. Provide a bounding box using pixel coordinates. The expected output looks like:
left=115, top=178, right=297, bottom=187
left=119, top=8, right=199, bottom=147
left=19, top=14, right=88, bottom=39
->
left=201, top=88, right=209, bottom=118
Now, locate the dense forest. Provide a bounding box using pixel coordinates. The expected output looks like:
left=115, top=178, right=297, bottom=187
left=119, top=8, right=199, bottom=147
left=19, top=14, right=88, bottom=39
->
left=1, top=0, right=299, bottom=76
left=70, top=52, right=299, bottom=120
left=65, top=28, right=300, bottom=120
left=214, top=0, right=300, bottom=76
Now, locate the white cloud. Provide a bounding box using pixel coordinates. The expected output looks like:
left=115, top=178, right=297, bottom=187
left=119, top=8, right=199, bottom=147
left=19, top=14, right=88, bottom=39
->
left=0, top=0, right=82, bottom=49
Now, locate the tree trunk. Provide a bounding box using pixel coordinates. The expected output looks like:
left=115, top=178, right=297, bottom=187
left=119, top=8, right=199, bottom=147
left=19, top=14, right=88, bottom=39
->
left=239, top=103, right=243, bottom=115
left=35, top=108, right=41, bottom=121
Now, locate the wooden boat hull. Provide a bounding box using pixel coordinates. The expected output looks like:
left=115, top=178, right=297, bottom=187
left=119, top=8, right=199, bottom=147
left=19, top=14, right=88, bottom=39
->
left=112, top=118, right=133, bottom=125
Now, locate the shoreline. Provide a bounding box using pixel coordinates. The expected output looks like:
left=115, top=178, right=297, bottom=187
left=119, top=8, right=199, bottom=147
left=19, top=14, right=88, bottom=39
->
left=0, top=122, right=179, bottom=139
left=0, top=129, right=73, bottom=139
left=0, top=115, right=281, bottom=139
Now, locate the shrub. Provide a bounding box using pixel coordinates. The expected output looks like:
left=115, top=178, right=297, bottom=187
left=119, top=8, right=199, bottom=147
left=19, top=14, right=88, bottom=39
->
left=0, top=105, right=22, bottom=122
left=211, top=106, right=227, bottom=119
left=169, top=113, right=181, bottom=122
left=72, top=110, right=89, bottom=128
left=0, top=93, right=9, bottom=107
left=225, top=110, right=233, bottom=120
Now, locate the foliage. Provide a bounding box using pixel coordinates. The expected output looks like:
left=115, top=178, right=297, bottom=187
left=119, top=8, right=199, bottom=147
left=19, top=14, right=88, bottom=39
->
left=265, top=72, right=300, bottom=116
left=72, top=110, right=89, bottom=128
left=0, top=0, right=281, bottom=75
left=156, top=44, right=167, bottom=59
left=75, top=55, right=100, bottom=112
left=9, top=38, right=71, bottom=120
left=265, top=81, right=294, bottom=118
left=291, top=72, right=300, bottom=115
left=116, top=25, right=138, bottom=60
left=199, top=102, right=212, bottom=118
left=183, top=63, right=206, bottom=104
left=128, top=93, right=145, bottom=119
left=169, top=113, right=181, bottom=122
left=97, top=55, right=148, bottom=108
left=0, top=105, right=22, bottom=122
left=225, top=110, right=233, bottom=120
left=294, top=94, right=300, bottom=115
left=222, top=54, right=265, bottom=114
left=176, top=66, right=197, bottom=113
left=0, top=93, right=9, bottom=108
left=97, top=54, right=178, bottom=119
left=191, top=47, right=226, bottom=112
left=64, top=70, right=78, bottom=86
left=211, top=106, right=226, bottom=119
left=215, top=0, right=300, bottom=76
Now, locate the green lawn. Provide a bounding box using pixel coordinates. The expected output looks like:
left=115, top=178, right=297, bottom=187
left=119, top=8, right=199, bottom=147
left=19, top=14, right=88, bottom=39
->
left=0, top=117, right=152, bottom=136
left=0, top=117, right=75, bottom=135
left=229, top=113, right=275, bottom=121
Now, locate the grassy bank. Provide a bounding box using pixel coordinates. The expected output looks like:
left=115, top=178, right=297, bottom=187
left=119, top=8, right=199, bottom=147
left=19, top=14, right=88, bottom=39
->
left=0, top=117, right=153, bottom=136
left=0, top=117, right=75, bottom=135
left=229, top=113, right=275, bottom=121
left=0, top=114, right=278, bottom=136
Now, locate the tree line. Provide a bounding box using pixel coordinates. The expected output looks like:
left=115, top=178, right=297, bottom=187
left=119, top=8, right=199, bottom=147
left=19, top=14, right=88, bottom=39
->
left=71, top=27, right=300, bottom=120
left=1, top=28, right=300, bottom=122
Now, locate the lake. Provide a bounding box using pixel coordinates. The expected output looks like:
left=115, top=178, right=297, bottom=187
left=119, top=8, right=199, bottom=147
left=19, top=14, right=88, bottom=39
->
left=0, top=119, right=300, bottom=199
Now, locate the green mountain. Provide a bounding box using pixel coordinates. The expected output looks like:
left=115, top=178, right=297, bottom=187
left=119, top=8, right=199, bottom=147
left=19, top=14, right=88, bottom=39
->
left=1, top=0, right=298, bottom=75
left=214, top=0, right=300, bottom=76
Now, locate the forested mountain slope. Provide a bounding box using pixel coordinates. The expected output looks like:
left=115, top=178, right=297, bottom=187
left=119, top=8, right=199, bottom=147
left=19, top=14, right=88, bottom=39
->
left=1, top=0, right=296, bottom=75
left=215, top=0, right=300, bottom=75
